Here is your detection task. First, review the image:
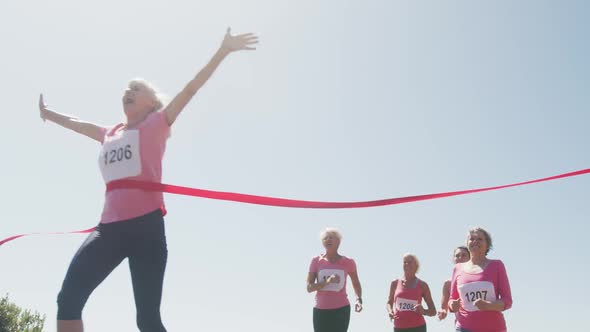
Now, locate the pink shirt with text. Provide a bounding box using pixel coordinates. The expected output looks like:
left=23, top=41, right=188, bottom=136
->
left=309, top=255, right=357, bottom=310
left=98, top=111, right=170, bottom=223
left=449, top=259, right=513, bottom=332
left=392, top=278, right=426, bottom=328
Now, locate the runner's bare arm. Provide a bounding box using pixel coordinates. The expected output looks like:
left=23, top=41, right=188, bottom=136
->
left=39, top=94, right=104, bottom=142
left=163, top=27, right=258, bottom=126
left=421, top=282, right=437, bottom=316
left=386, top=280, right=398, bottom=319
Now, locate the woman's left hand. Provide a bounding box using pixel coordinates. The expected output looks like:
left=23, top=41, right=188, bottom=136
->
left=413, top=303, right=424, bottom=315
left=474, top=299, right=490, bottom=311
left=221, top=27, right=259, bottom=52
left=354, top=299, right=363, bottom=312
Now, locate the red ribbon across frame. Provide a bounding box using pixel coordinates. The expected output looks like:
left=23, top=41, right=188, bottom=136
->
left=2, top=168, right=589, bottom=246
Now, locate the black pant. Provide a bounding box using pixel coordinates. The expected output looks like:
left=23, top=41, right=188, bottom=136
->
left=313, top=305, right=351, bottom=332
left=57, top=209, right=168, bottom=332
left=395, top=324, right=427, bottom=332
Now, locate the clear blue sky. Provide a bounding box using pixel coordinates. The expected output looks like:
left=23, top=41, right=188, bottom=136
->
left=1, top=1, right=589, bottom=331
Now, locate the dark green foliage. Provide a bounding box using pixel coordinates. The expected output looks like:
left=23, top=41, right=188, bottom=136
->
left=0, top=294, right=45, bottom=332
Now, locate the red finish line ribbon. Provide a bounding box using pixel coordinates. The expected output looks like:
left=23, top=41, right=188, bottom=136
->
left=0, top=227, right=96, bottom=246
left=2, top=168, right=589, bottom=246
left=105, top=168, right=590, bottom=208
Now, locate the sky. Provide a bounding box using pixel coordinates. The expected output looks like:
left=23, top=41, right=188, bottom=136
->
left=1, top=0, right=589, bottom=331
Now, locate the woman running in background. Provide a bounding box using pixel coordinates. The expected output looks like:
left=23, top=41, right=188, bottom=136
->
left=387, top=253, right=436, bottom=332
left=438, top=246, right=470, bottom=320
left=448, top=227, right=513, bottom=332
left=307, top=227, right=363, bottom=332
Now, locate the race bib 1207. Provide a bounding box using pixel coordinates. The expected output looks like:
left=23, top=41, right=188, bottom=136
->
left=458, top=281, right=497, bottom=312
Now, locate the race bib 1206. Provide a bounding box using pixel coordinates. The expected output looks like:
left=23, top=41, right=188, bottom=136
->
left=99, top=129, right=141, bottom=182
left=317, top=269, right=345, bottom=292
left=395, top=297, right=418, bottom=311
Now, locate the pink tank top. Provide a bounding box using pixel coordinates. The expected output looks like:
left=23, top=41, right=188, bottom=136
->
left=308, top=255, right=357, bottom=310
left=393, top=278, right=426, bottom=328
left=449, top=260, right=512, bottom=332
left=98, top=111, right=170, bottom=223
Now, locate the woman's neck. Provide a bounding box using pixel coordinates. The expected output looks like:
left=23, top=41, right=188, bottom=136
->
left=125, top=110, right=152, bottom=128
left=324, top=251, right=340, bottom=261
left=470, top=255, right=488, bottom=266
left=126, top=115, right=147, bottom=128
left=401, top=274, right=418, bottom=288
left=403, top=273, right=416, bottom=281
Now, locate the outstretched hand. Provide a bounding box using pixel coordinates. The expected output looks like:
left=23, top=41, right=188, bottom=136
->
left=38, top=94, right=48, bottom=122
left=221, top=27, right=258, bottom=52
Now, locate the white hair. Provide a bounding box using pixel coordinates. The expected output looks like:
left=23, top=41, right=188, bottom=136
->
left=403, top=252, right=420, bottom=273
left=128, top=78, right=166, bottom=111
left=319, top=227, right=343, bottom=241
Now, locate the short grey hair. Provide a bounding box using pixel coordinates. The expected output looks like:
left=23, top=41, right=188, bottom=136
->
left=319, top=227, right=343, bottom=241
left=468, top=227, right=493, bottom=255
left=403, top=252, right=420, bottom=273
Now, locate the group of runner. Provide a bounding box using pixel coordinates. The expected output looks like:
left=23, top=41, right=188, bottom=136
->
left=307, top=227, right=512, bottom=332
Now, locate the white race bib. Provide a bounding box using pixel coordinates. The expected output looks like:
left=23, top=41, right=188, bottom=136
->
left=458, top=281, right=496, bottom=312
left=317, top=269, right=345, bottom=292
left=99, top=129, right=141, bottom=182
left=395, top=297, right=418, bottom=311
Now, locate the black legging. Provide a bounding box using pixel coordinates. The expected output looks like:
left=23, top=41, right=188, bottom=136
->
left=57, top=209, right=168, bottom=332
left=394, top=324, right=427, bottom=332
left=313, top=305, right=351, bottom=332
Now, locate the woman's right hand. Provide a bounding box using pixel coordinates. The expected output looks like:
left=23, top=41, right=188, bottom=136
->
left=449, top=299, right=460, bottom=312
left=326, top=274, right=340, bottom=284
left=38, top=94, right=48, bottom=122
left=388, top=310, right=395, bottom=321
left=437, top=310, right=448, bottom=320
